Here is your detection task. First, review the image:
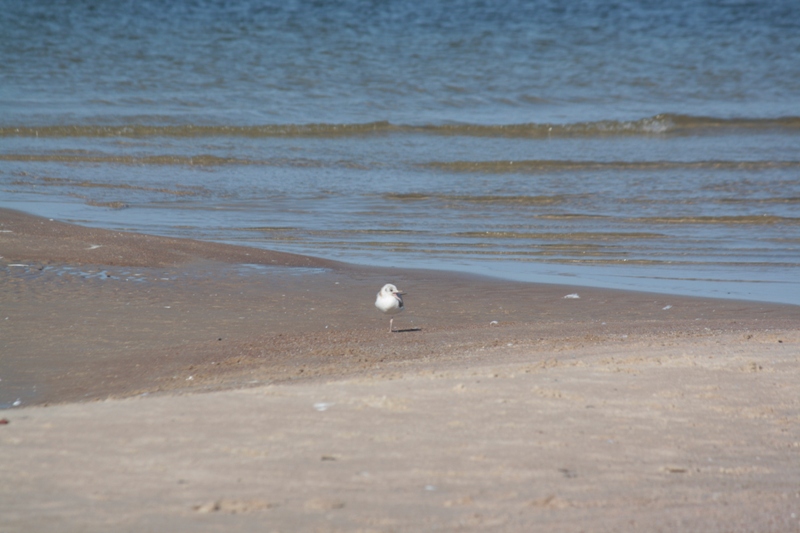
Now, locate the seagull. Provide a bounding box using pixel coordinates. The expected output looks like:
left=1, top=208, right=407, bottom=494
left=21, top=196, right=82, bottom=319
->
left=375, top=283, right=405, bottom=332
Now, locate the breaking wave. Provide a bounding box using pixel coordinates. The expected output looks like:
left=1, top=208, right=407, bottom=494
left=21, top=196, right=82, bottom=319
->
left=3, top=114, right=799, bottom=139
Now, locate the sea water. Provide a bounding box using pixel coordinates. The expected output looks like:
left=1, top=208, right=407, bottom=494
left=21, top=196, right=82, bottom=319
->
left=1, top=0, right=799, bottom=303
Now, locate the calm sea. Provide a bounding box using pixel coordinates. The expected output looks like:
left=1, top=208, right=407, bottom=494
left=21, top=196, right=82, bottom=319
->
left=1, top=0, right=799, bottom=304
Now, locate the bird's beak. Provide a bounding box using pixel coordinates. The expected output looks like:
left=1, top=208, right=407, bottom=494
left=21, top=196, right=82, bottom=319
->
left=395, top=290, right=405, bottom=295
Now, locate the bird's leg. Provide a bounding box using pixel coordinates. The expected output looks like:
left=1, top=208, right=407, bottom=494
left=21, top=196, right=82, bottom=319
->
left=389, top=317, right=394, bottom=332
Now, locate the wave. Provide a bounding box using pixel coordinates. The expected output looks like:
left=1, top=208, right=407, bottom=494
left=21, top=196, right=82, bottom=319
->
left=381, top=194, right=800, bottom=213
left=0, top=122, right=397, bottom=139
left=3, top=152, right=797, bottom=173
left=0, top=153, right=366, bottom=168
left=629, top=215, right=800, bottom=225
left=533, top=214, right=800, bottom=225
left=423, top=160, right=800, bottom=173
left=418, top=114, right=800, bottom=138
left=383, top=193, right=571, bottom=205
left=9, top=175, right=207, bottom=196
left=716, top=197, right=800, bottom=205
left=452, top=231, right=667, bottom=240
left=2, top=114, right=799, bottom=139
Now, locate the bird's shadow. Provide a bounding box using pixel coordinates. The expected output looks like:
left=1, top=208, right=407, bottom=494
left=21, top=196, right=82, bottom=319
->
left=393, top=327, right=423, bottom=333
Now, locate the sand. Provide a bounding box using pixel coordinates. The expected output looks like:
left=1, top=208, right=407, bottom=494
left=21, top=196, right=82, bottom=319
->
left=1, top=207, right=799, bottom=532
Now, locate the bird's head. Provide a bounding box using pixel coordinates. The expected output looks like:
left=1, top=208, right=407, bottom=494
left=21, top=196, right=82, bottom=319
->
left=381, top=283, right=405, bottom=297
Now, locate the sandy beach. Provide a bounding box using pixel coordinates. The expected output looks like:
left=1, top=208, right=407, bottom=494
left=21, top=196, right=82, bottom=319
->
left=1, top=207, right=799, bottom=532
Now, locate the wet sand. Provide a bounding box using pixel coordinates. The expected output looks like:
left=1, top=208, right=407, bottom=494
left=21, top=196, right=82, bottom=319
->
left=1, top=207, right=799, bottom=532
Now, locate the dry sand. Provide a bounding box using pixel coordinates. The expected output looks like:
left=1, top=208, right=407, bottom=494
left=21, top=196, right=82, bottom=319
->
left=1, top=207, right=799, bottom=532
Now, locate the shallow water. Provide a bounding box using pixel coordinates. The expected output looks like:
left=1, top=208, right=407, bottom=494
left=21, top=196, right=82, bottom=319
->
left=1, top=0, right=799, bottom=304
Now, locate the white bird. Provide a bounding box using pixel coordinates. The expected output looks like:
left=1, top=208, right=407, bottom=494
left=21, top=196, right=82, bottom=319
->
left=375, top=283, right=405, bottom=332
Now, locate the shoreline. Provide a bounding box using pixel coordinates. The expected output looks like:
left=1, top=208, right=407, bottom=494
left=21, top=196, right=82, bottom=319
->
left=2, top=207, right=800, bottom=531
left=4, top=201, right=798, bottom=307
left=3, top=206, right=798, bottom=408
